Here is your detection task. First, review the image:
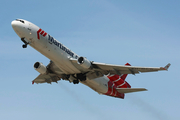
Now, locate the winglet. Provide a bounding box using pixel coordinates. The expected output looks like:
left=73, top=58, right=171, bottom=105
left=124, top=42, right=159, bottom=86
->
left=163, top=63, right=171, bottom=71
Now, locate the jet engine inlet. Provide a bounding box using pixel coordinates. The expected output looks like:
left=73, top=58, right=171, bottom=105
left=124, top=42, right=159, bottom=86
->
left=77, top=57, right=92, bottom=69
left=34, top=62, right=47, bottom=74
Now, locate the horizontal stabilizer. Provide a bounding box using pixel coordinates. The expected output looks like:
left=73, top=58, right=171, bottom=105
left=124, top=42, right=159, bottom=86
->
left=116, top=88, right=147, bottom=93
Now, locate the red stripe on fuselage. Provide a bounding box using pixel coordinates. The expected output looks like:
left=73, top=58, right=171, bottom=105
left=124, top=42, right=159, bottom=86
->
left=37, top=29, right=42, bottom=39
left=37, top=29, right=47, bottom=39
left=40, top=30, right=45, bottom=35
left=43, top=32, right=47, bottom=37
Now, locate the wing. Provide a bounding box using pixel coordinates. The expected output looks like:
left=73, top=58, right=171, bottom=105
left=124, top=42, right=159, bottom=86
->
left=70, top=58, right=170, bottom=78
left=91, top=62, right=171, bottom=75
left=32, top=61, right=66, bottom=84
left=32, top=73, right=61, bottom=84
left=33, top=58, right=170, bottom=84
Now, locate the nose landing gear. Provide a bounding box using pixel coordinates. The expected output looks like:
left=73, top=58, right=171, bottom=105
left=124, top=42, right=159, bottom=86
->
left=21, top=38, right=29, bottom=48
left=68, top=73, right=87, bottom=84
left=22, top=44, right=28, bottom=48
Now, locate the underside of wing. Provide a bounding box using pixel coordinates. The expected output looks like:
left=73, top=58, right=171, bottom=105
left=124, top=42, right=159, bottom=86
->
left=46, top=61, right=64, bottom=75
left=32, top=61, right=65, bottom=84
left=33, top=58, right=170, bottom=84
left=32, top=73, right=61, bottom=84
left=116, top=88, right=147, bottom=93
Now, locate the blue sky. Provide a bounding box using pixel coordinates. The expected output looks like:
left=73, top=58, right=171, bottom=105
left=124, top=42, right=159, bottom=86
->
left=0, top=0, right=180, bottom=120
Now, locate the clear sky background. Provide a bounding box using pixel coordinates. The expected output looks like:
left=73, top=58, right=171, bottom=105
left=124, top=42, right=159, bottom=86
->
left=0, top=0, right=180, bottom=120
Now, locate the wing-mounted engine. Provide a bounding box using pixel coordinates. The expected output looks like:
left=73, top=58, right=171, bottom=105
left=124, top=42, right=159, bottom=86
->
left=33, top=61, right=63, bottom=84
left=77, top=57, right=92, bottom=69
left=34, top=62, right=47, bottom=74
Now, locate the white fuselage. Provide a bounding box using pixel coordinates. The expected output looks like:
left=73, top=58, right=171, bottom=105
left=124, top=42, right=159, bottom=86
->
left=11, top=19, right=109, bottom=95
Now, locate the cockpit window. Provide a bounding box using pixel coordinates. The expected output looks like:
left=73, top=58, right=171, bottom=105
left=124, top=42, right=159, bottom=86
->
left=16, top=19, right=25, bottom=23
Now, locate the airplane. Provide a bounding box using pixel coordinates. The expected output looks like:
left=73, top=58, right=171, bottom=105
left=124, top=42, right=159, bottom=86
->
left=11, top=19, right=171, bottom=99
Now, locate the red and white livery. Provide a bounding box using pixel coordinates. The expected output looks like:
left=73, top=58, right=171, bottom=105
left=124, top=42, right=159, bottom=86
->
left=11, top=19, right=170, bottom=99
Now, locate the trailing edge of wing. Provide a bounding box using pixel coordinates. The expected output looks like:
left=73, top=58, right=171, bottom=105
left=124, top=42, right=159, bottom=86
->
left=32, top=74, right=61, bottom=84
left=116, top=88, right=147, bottom=93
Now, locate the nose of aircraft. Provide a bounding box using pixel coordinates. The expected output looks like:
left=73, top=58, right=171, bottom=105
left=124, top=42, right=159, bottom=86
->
left=11, top=20, right=22, bottom=30
left=11, top=20, right=16, bottom=28
left=11, top=19, right=26, bottom=37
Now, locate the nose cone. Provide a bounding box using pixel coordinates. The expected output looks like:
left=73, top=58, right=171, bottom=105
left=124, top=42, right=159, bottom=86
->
left=11, top=20, right=17, bottom=29
left=11, top=20, right=22, bottom=30
left=11, top=20, right=26, bottom=37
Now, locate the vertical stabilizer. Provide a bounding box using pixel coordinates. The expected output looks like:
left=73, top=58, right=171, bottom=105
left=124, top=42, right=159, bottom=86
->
left=105, top=63, right=133, bottom=99
left=121, top=63, right=131, bottom=80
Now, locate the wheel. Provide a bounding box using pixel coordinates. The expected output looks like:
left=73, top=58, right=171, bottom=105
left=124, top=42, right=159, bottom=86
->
left=79, top=76, right=86, bottom=81
left=22, top=44, right=27, bottom=48
left=73, top=80, right=79, bottom=84
left=77, top=73, right=86, bottom=81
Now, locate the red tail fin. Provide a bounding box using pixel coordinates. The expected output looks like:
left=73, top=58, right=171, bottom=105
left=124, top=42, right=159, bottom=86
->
left=120, top=63, right=131, bottom=81
left=107, top=63, right=131, bottom=88
left=105, top=63, right=132, bottom=99
left=125, top=63, right=131, bottom=66
left=121, top=74, right=128, bottom=81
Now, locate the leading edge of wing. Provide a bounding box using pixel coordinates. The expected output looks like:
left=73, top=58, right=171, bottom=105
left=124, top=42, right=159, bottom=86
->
left=92, top=62, right=170, bottom=72
left=93, top=62, right=166, bottom=70
left=69, top=58, right=170, bottom=75
left=69, top=58, right=170, bottom=71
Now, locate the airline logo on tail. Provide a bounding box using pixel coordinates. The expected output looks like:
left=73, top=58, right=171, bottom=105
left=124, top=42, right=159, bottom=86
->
left=105, top=63, right=131, bottom=99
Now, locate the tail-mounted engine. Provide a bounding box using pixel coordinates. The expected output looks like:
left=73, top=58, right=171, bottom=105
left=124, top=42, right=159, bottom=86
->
left=34, top=62, right=47, bottom=74
left=77, top=57, right=92, bottom=69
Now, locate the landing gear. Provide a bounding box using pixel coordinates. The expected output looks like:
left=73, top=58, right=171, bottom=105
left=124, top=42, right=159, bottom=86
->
left=72, top=74, right=86, bottom=84
left=68, top=73, right=87, bottom=84
left=22, top=44, right=27, bottom=48
left=73, top=80, right=79, bottom=84
left=77, top=73, right=86, bottom=81
left=21, top=38, right=29, bottom=48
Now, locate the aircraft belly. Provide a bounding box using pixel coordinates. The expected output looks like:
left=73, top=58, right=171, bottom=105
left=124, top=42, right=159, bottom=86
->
left=81, top=76, right=109, bottom=94
left=47, top=47, right=81, bottom=74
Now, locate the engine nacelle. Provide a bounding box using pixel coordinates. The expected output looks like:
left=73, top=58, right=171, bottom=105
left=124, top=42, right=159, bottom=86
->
left=77, top=57, right=92, bottom=69
left=34, top=62, right=47, bottom=74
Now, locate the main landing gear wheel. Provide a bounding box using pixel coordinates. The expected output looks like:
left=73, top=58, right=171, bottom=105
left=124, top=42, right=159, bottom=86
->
left=77, top=73, right=86, bottom=82
left=73, top=80, right=79, bottom=84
